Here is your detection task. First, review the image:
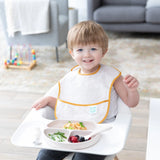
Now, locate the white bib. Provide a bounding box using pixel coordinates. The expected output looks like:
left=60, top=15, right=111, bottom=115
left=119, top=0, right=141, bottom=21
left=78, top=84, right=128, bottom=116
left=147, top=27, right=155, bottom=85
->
left=54, top=64, right=121, bottom=123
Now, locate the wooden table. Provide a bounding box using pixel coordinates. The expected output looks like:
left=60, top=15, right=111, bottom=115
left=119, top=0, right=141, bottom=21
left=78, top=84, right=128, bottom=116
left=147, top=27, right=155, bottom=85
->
left=146, top=98, right=160, bottom=160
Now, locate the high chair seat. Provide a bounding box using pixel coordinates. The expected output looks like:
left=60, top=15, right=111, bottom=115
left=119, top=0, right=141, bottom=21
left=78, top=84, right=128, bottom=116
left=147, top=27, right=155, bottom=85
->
left=37, top=97, right=132, bottom=160
left=11, top=97, right=131, bottom=160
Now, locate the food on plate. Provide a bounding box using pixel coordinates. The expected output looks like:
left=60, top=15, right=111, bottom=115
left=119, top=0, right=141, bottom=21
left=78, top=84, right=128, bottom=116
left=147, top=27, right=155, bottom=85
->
left=63, top=121, right=87, bottom=130
left=69, top=135, right=91, bottom=143
left=48, top=131, right=67, bottom=142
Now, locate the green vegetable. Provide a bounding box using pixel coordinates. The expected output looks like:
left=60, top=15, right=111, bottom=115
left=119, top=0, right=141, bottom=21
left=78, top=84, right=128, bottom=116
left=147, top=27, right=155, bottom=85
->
left=48, top=131, right=67, bottom=142
left=79, top=122, right=85, bottom=128
left=68, top=126, right=74, bottom=130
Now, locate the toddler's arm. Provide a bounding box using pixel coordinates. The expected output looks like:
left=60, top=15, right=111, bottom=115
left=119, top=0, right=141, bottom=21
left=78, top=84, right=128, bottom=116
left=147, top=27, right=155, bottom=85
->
left=114, top=75, right=139, bottom=107
left=32, top=96, right=57, bottom=110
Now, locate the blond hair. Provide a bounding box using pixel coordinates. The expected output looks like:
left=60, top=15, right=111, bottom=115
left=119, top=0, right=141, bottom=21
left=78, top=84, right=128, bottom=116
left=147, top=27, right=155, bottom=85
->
left=67, top=21, right=108, bottom=54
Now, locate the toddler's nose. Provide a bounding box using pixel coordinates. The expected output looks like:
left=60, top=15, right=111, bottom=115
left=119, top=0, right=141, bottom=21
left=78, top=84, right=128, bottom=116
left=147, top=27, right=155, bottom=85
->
left=83, top=50, right=90, bottom=57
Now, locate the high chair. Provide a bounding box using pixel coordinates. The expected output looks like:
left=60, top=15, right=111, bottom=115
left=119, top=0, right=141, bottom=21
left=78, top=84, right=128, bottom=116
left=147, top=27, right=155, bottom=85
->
left=39, top=97, right=132, bottom=160
left=11, top=97, right=131, bottom=160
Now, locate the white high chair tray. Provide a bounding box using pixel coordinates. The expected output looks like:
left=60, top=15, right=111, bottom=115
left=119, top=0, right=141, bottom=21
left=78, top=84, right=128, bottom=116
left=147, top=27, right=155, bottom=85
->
left=11, top=99, right=131, bottom=155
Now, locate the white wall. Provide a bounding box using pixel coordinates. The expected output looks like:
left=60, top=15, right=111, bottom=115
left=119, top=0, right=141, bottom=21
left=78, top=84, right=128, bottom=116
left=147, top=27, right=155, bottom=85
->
left=69, top=0, right=88, bottom=22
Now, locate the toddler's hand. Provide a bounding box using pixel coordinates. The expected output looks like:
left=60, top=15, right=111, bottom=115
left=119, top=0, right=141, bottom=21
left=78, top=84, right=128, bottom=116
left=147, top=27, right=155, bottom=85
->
left=32, top=97, right=48, bottom=110
left=123, top=75, right=139, bottom=92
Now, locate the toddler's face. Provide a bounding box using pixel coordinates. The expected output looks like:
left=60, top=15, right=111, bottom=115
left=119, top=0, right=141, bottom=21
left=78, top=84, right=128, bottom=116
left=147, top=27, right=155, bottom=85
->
left=70, top=44, right=105, bottom=74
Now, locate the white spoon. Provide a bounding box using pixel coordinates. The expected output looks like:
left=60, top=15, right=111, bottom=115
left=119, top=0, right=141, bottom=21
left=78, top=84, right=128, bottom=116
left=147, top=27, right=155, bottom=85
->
left=84, top=125, right=112, bottom=140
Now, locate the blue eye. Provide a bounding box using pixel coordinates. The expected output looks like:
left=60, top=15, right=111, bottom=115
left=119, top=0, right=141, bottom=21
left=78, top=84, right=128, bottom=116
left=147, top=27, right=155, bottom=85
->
left=91, top=48, right=96, bottom=51
left=77, top=49, right=83, bottom=52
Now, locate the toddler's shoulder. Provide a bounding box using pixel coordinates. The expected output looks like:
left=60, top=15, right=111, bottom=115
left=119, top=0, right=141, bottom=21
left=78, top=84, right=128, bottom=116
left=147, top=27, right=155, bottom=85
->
left=70, top=65, right=80, bottom=71
left=59, top=65, right=79, bottom=83
left=101, top=64, right=121, bottom=78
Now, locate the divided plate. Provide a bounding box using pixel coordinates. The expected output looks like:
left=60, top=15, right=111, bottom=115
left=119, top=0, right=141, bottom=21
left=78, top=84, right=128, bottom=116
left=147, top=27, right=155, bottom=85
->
left=43, top=128, right=100, bottom=150
left=42, top=120, right=111, bottom=150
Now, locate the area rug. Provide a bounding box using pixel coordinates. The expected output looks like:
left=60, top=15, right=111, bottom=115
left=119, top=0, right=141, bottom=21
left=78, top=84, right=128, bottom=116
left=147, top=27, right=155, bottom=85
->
left=0, top=24, right=160, bottom=99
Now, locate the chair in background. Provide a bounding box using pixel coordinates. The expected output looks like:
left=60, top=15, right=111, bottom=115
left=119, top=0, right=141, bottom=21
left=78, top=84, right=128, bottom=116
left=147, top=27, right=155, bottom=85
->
left=0, top=0, right=68, bottom=62
left=87, top=0, right=160, bottom=33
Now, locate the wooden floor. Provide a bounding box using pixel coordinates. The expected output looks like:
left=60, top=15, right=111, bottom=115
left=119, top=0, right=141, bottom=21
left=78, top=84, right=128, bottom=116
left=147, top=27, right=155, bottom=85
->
left=0, top=90, right=149, bottom=160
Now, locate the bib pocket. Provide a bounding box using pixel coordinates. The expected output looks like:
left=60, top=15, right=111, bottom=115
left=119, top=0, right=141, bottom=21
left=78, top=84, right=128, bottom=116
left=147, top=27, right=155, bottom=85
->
left=55, top=99, right=110, bottom=123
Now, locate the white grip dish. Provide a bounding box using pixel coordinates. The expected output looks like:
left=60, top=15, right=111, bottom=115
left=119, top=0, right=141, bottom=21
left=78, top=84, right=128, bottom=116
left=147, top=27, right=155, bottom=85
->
left=43, top=120, right=112, bottom=150
left=43, top=128, right=100, bottom=149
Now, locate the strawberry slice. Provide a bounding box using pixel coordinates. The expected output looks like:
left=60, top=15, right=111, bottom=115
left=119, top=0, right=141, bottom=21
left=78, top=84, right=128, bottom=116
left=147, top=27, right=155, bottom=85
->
left=69, top=136, right=78, bottom=143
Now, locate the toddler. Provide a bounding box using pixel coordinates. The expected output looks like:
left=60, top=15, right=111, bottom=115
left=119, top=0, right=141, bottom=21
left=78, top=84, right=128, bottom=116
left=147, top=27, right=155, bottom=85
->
left=33, top=21, right=139, bottom=160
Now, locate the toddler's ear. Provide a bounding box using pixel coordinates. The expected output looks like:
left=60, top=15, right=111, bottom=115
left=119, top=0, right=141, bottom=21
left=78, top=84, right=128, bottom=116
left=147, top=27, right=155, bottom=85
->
left=102, top=49, right=108, bottom=57
left=69, top=50, right=75, bottom=59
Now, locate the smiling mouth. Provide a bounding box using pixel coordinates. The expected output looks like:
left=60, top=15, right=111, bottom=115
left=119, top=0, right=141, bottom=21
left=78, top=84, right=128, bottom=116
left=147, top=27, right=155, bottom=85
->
left=83, top=59, right=94, bottom=63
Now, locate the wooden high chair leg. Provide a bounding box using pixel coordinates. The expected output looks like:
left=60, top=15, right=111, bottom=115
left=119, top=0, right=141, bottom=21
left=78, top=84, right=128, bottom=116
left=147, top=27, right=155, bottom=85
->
left=114, top=155, right=119, bottom=160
